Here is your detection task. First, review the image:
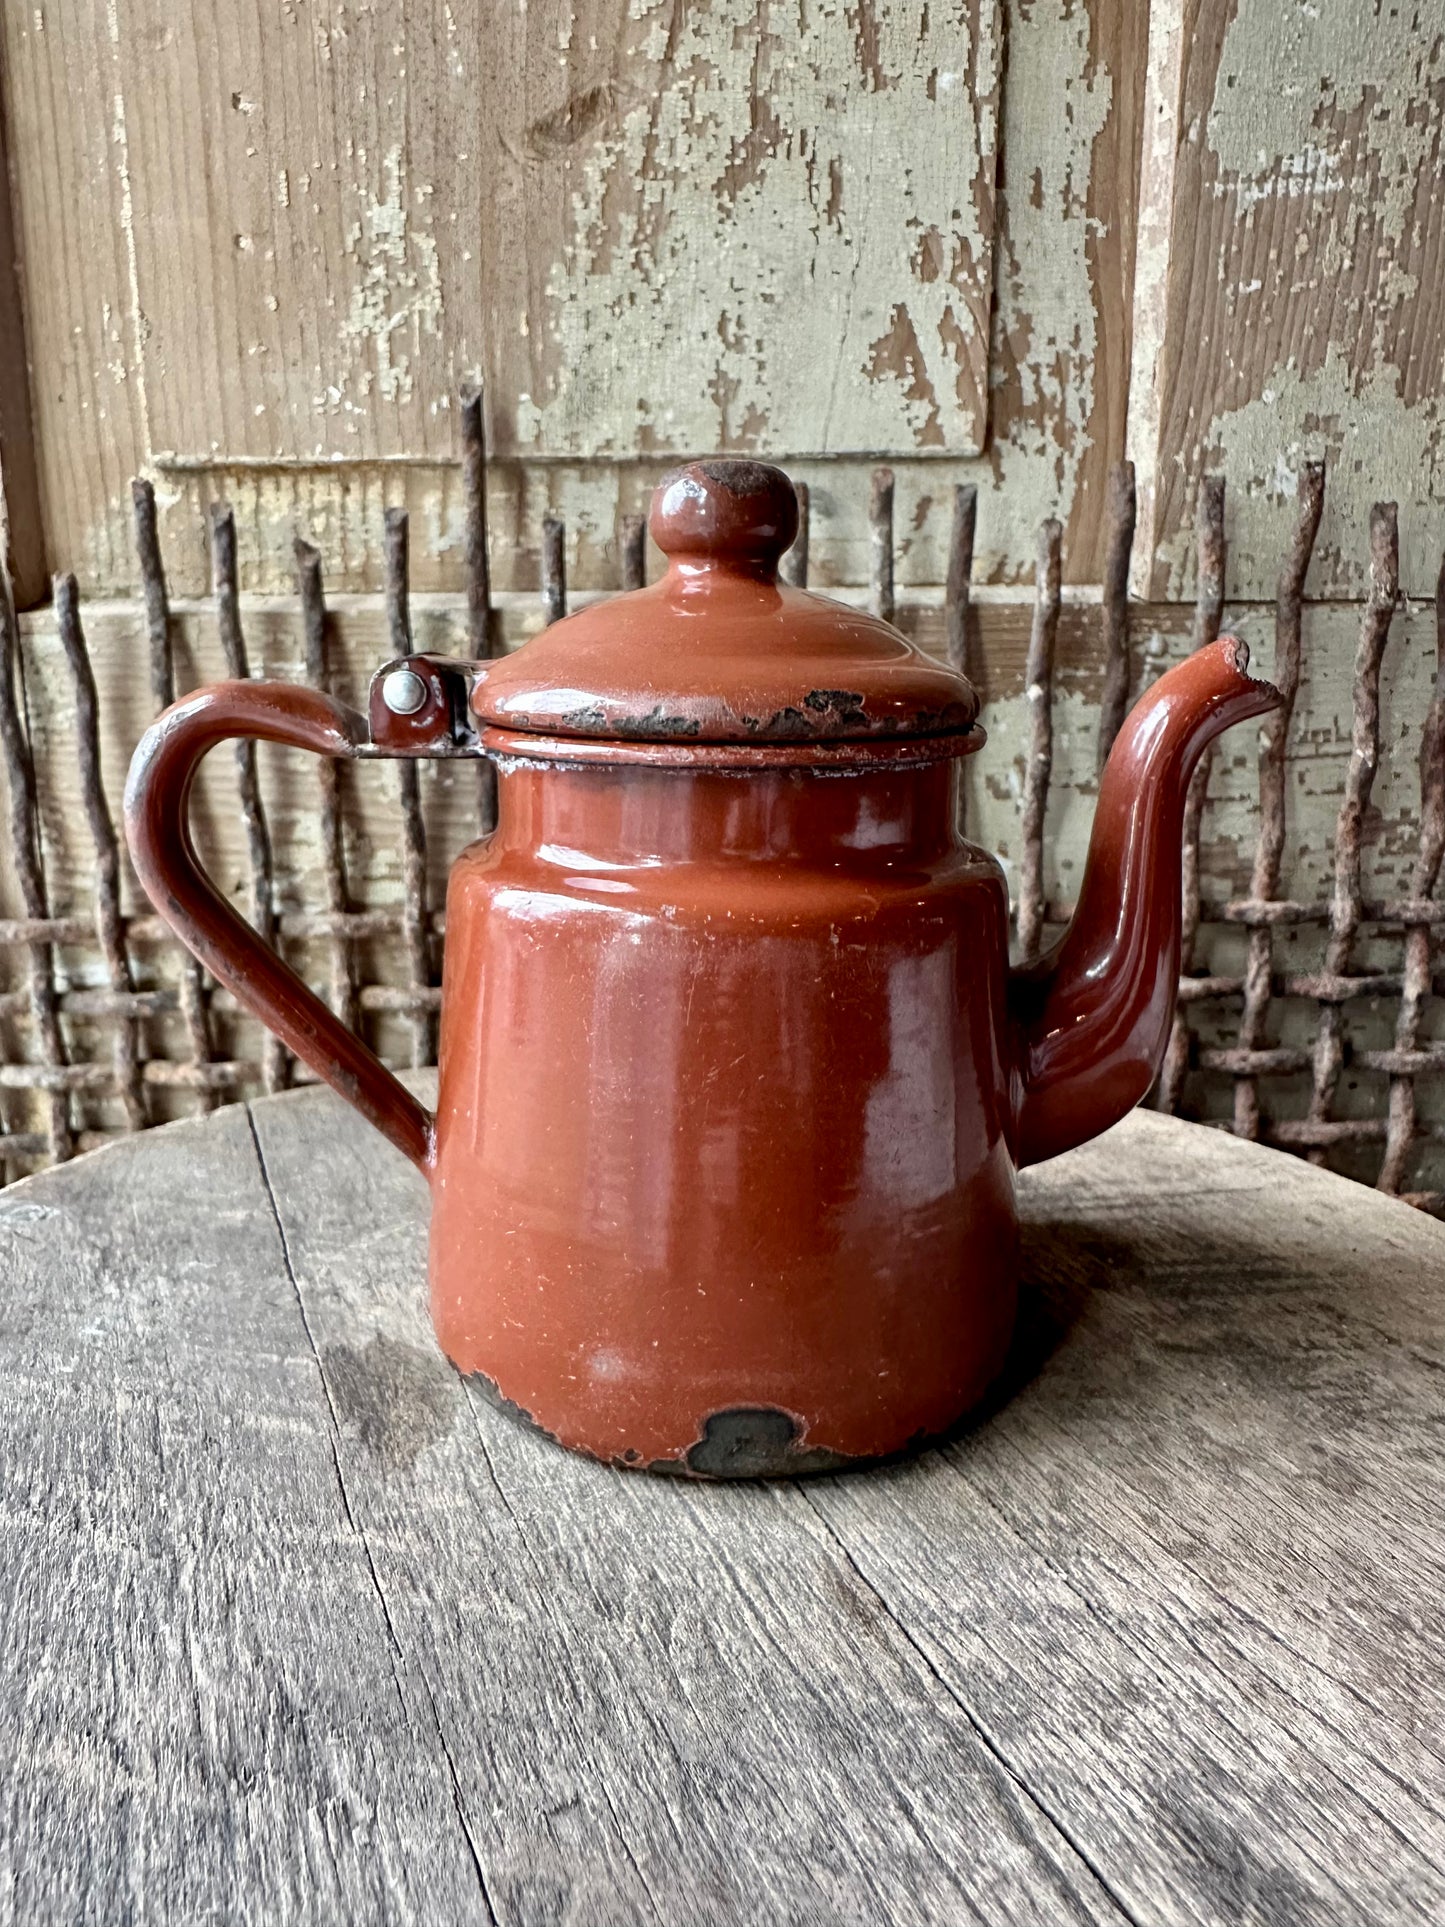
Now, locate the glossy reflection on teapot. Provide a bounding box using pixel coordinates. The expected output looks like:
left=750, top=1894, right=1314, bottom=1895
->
left=125, top=461, right=1280, bottom=1478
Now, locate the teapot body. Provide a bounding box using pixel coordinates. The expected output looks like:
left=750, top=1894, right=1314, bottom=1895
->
left=432, top=741, right=1019, bottom=1474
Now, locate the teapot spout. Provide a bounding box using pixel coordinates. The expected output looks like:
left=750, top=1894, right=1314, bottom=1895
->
left=1011, top=636, right=1281, bottom=1167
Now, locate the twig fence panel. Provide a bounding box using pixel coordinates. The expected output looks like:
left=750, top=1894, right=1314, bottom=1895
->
left=1, top=411, right=1442, bottom=1209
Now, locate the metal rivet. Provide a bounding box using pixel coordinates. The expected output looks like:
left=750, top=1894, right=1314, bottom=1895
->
left=381, top=668, right=427, bottom=716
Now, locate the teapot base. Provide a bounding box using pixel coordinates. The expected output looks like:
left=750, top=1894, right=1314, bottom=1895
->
left=465, top=1369, right=977, bottom=1482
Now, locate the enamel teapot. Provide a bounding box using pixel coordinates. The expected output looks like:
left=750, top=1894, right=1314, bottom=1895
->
left=125, top=461, right=1278, bottom=1478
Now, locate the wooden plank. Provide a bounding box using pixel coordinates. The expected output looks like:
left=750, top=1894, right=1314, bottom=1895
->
left=114, top=0, right=481, bottom=467
left=0, top=1078, right=1132, bottom=1924
left=282, top=1084, right=1442, bottom=1924
left=0, top=1101, right=492, bottom=1919
left=0, top=0, right=1144, bottom=593
left=479, top=0, right=1001, bottom=461
left=0, top=0, right=483, bottom=592
left=251, top=1078, right=1133, bottom=1924
left=0, top=0, right=486, bottom=590
left=1128, top=0, right=1445, bottom=601
left=0, top=0, right=148, bottom=594
left=986, top=0, right=1149, bottom=584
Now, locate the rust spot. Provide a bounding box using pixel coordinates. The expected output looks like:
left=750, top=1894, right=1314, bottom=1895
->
left=745, top=706, right=814, bottom=740
left=731, top=688, right=974, bottom=742
left=804, top=687, right=868, bottom=720
left=910, top=702, right=976, bottom=734
left=613, top=708, right=704, bottom=739
left=741, top=690, right=868, bottom=739
left=468, top=1379, right=864, bottom=1480
left=560, top=703, right=702, bottom=739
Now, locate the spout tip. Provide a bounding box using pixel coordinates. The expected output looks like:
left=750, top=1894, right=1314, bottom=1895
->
left=1220, top=633, right=1283, bottom=710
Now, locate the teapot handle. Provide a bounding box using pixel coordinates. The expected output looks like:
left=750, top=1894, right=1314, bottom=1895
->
left=124, top=680, right=436, bottom=1172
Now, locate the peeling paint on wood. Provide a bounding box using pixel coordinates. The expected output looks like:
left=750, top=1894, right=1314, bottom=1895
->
left=337, top=147, right=445, bottom=408
left=0, top=0, right=1147, bottom=594
left=1130, top=0, right=1445, bottom=601
left=496, top=0, right=1001, bottom=460
left=1, top=0, right=1435, bottom=616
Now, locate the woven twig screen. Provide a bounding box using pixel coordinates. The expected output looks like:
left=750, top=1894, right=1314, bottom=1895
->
left=1, top=410, right=1442, bottom=1207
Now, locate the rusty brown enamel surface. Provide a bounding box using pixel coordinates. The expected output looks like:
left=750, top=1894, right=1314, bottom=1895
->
left=430, top=753, right=1018, bottom=1469
left=122, top=682, right=434, bottom=1173
left=1012, top=636, right=1282, bottom=1168
left=470, top=461, right=979, bottom=746
left=123, top=462, right=1281, bottom=1476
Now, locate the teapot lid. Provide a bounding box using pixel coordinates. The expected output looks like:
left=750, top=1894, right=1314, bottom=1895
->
left=470, top=460, right=978, bottom=746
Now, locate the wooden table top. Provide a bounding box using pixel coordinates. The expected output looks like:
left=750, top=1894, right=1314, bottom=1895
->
left=1, top=1081, right=1442, bottom=1925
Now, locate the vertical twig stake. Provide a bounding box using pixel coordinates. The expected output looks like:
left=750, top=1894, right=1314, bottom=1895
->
left=210, top=504, right=285, bottom=1094
left=134, top=480, right=215, bottom=1107
left=296, top=537, right=358, bottom=1033
left=1096, top=461, right=1136, bottom=771
left=385, top=507, right=437, bottom=1070
left=1158, top=475, right=1226, bottom=1113
left=870, top=468, right=895, bottom=624
left=1017, top=521, right=1062, bottom=965
left=55, top=572, right=144, bottom=1133
left=1305, top=503, right=1399, bottom=1161
left=1231, top=463, right=1324, bottom=1141
left=541, top=515, right=568, bottom=627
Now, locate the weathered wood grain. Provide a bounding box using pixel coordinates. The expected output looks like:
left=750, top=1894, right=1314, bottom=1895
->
left=1128, top=0, right=1445, bottom=601
left=0, top=0, right=1142, bottom=593
left=0, top=1100, right=491, bottom=1920
left=987, top=0, right=1149, bottom=586
left=480, top=0, right=1001, bottom=462
left=1, top=1083, right=1442, bottom=1923
left=809, top=1153, right=1445, bottom=1923
left=250, top=1084, right=1131, bottom=1927
left=0, top=0, right=484, bottom=591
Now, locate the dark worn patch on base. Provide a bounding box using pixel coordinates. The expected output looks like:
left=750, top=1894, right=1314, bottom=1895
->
left=465, top=1376, right=886, bottom=1480
left=465, top=1369, right=566, bottom=1450
left=653, top=1406, right=859, bottom=1480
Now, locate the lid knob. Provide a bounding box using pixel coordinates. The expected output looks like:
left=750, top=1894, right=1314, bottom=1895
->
left=649, top=460, right=800, bottom=576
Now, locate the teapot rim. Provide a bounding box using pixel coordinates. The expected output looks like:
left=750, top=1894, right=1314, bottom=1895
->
left=480, top=721, right=984, bottom=774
